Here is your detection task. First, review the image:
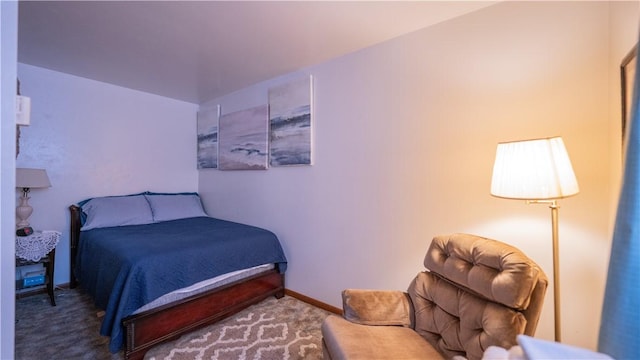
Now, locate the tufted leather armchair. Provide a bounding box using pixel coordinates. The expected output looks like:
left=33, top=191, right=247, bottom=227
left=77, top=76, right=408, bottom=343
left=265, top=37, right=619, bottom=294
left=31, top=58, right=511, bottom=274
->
left=321, top=233, right=548, bottom=360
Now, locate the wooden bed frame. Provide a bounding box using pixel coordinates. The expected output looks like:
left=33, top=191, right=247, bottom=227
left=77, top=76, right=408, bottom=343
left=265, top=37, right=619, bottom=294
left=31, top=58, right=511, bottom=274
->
left=69, top=205, right=285, bottom=360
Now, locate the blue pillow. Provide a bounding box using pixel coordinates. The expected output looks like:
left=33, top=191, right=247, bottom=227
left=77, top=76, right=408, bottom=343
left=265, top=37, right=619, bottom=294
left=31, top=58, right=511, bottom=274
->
left=145, top=193, right=208, bottom=223
left=81, top=195, right=154, bottom=230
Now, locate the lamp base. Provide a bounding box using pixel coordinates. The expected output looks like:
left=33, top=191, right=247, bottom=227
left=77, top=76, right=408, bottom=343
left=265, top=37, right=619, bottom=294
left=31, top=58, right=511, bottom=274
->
left=16, top=195, right=32, bottom=229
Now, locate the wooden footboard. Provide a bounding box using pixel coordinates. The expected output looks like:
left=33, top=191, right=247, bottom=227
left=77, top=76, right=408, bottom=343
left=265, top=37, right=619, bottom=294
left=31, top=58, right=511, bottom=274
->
left=123, top=269, right=284, bottom=360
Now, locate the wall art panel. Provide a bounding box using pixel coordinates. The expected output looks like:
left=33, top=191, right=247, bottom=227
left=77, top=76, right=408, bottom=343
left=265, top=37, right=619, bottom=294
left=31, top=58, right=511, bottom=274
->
left=196, top=106, right=218, bottom=169
left=269, top=76, right=312, bottom=166
left=218, top=104, right=269, bottom=170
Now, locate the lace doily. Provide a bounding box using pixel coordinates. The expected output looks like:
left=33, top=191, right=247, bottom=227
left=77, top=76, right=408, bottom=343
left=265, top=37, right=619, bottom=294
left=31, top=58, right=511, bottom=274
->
left=16, top=230, right=60, bottom=262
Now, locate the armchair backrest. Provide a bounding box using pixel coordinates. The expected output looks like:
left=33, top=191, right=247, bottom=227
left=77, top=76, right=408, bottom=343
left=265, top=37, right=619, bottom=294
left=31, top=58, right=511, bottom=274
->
left=408, top=233, right=548, bottom=360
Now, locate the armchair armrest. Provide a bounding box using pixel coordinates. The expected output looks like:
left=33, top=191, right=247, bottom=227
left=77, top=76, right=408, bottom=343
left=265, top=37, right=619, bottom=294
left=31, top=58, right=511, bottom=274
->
left=342, top=289, right=413, bottom=327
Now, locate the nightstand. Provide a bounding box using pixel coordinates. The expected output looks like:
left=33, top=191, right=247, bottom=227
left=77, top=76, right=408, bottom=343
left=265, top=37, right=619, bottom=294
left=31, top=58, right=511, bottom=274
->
left=15, top=230, right=60, bottom=306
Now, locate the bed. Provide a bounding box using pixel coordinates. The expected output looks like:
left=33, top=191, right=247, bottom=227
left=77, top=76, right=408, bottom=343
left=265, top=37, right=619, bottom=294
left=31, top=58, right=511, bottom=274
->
left=69, top=192, right=287, bottom=360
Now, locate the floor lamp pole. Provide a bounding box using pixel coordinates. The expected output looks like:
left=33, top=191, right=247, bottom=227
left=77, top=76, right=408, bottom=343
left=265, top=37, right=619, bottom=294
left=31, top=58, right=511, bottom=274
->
left=528, top=199, right=562, bottom=342
left=549, top=201, right=561, bottom=342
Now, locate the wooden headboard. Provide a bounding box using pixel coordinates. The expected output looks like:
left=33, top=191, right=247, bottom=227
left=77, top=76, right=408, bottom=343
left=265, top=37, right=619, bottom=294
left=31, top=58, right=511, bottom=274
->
left=69, top=205, right=82, bottom=289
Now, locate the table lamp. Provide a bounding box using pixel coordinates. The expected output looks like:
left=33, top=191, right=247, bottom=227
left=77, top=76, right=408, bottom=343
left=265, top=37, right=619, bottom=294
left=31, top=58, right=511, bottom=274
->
left=490, top=136, right=579, bottom=342
left=16, top=168, right=51, bottom=229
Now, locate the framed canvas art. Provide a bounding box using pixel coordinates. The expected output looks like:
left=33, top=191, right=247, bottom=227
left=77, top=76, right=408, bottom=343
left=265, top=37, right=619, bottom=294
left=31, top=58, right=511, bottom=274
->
left=196, top=106, right=219, bottom=169
left=269, top=76, right=312, bottom=166
left=218, top=105, right=269, bottom=170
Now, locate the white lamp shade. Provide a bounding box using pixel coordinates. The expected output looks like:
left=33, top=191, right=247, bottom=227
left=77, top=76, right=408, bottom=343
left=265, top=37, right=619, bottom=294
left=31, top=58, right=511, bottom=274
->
left=491, top=137, right=579, bottom=200
left=16, top=168, right=51, bottom=189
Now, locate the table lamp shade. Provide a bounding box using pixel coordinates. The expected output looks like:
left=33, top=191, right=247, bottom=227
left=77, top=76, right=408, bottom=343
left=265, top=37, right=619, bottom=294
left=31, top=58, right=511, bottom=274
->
left=491, top=137, right=579, bottom=200
left=16, top=168, right=51, bottom=189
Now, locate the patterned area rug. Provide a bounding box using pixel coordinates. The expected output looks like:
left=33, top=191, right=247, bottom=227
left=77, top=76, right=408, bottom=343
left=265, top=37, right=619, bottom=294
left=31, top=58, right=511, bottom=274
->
left=145, top=296, right=330, bottom=360
left=15, top=289, right=331, bottom=360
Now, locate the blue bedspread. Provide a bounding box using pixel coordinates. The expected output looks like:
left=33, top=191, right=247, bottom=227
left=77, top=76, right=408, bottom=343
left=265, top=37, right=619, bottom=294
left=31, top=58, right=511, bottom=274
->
left=75, top=216, right=287, bottom=353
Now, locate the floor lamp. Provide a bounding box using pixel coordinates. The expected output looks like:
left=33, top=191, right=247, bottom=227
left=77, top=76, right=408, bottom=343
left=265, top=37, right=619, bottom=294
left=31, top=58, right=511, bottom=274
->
left=490, top=136, right=579, bottom=342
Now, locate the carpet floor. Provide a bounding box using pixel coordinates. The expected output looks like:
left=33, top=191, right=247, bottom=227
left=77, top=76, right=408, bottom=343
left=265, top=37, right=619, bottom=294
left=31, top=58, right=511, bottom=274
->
left=15, top=288, right=332, bottom=360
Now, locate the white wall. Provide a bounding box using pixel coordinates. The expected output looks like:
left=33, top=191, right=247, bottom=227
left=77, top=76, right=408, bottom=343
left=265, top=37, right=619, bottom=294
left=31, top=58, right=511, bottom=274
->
left=16, top=64, right=199, bottom=286
left=199, top=1, right=638, bottom=350
left=0, top=2, right=18, bottom=358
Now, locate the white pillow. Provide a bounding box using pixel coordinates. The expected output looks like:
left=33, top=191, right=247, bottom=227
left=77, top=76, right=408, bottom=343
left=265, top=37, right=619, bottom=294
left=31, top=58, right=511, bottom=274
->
left=81, top=195, right=154, bottom=231
left=145, top=194, right=208, bottom=223
left=517, top=335, right=613, bottom=360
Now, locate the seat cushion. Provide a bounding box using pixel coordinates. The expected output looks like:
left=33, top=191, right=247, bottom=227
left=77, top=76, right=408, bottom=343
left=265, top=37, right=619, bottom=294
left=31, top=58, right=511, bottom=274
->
left=322, top=315, right=444, bottom=360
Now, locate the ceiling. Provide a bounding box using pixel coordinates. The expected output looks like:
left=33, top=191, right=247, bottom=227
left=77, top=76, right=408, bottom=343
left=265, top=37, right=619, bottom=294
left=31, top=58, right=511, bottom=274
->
left=18, top=1, right=497, bottom=104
